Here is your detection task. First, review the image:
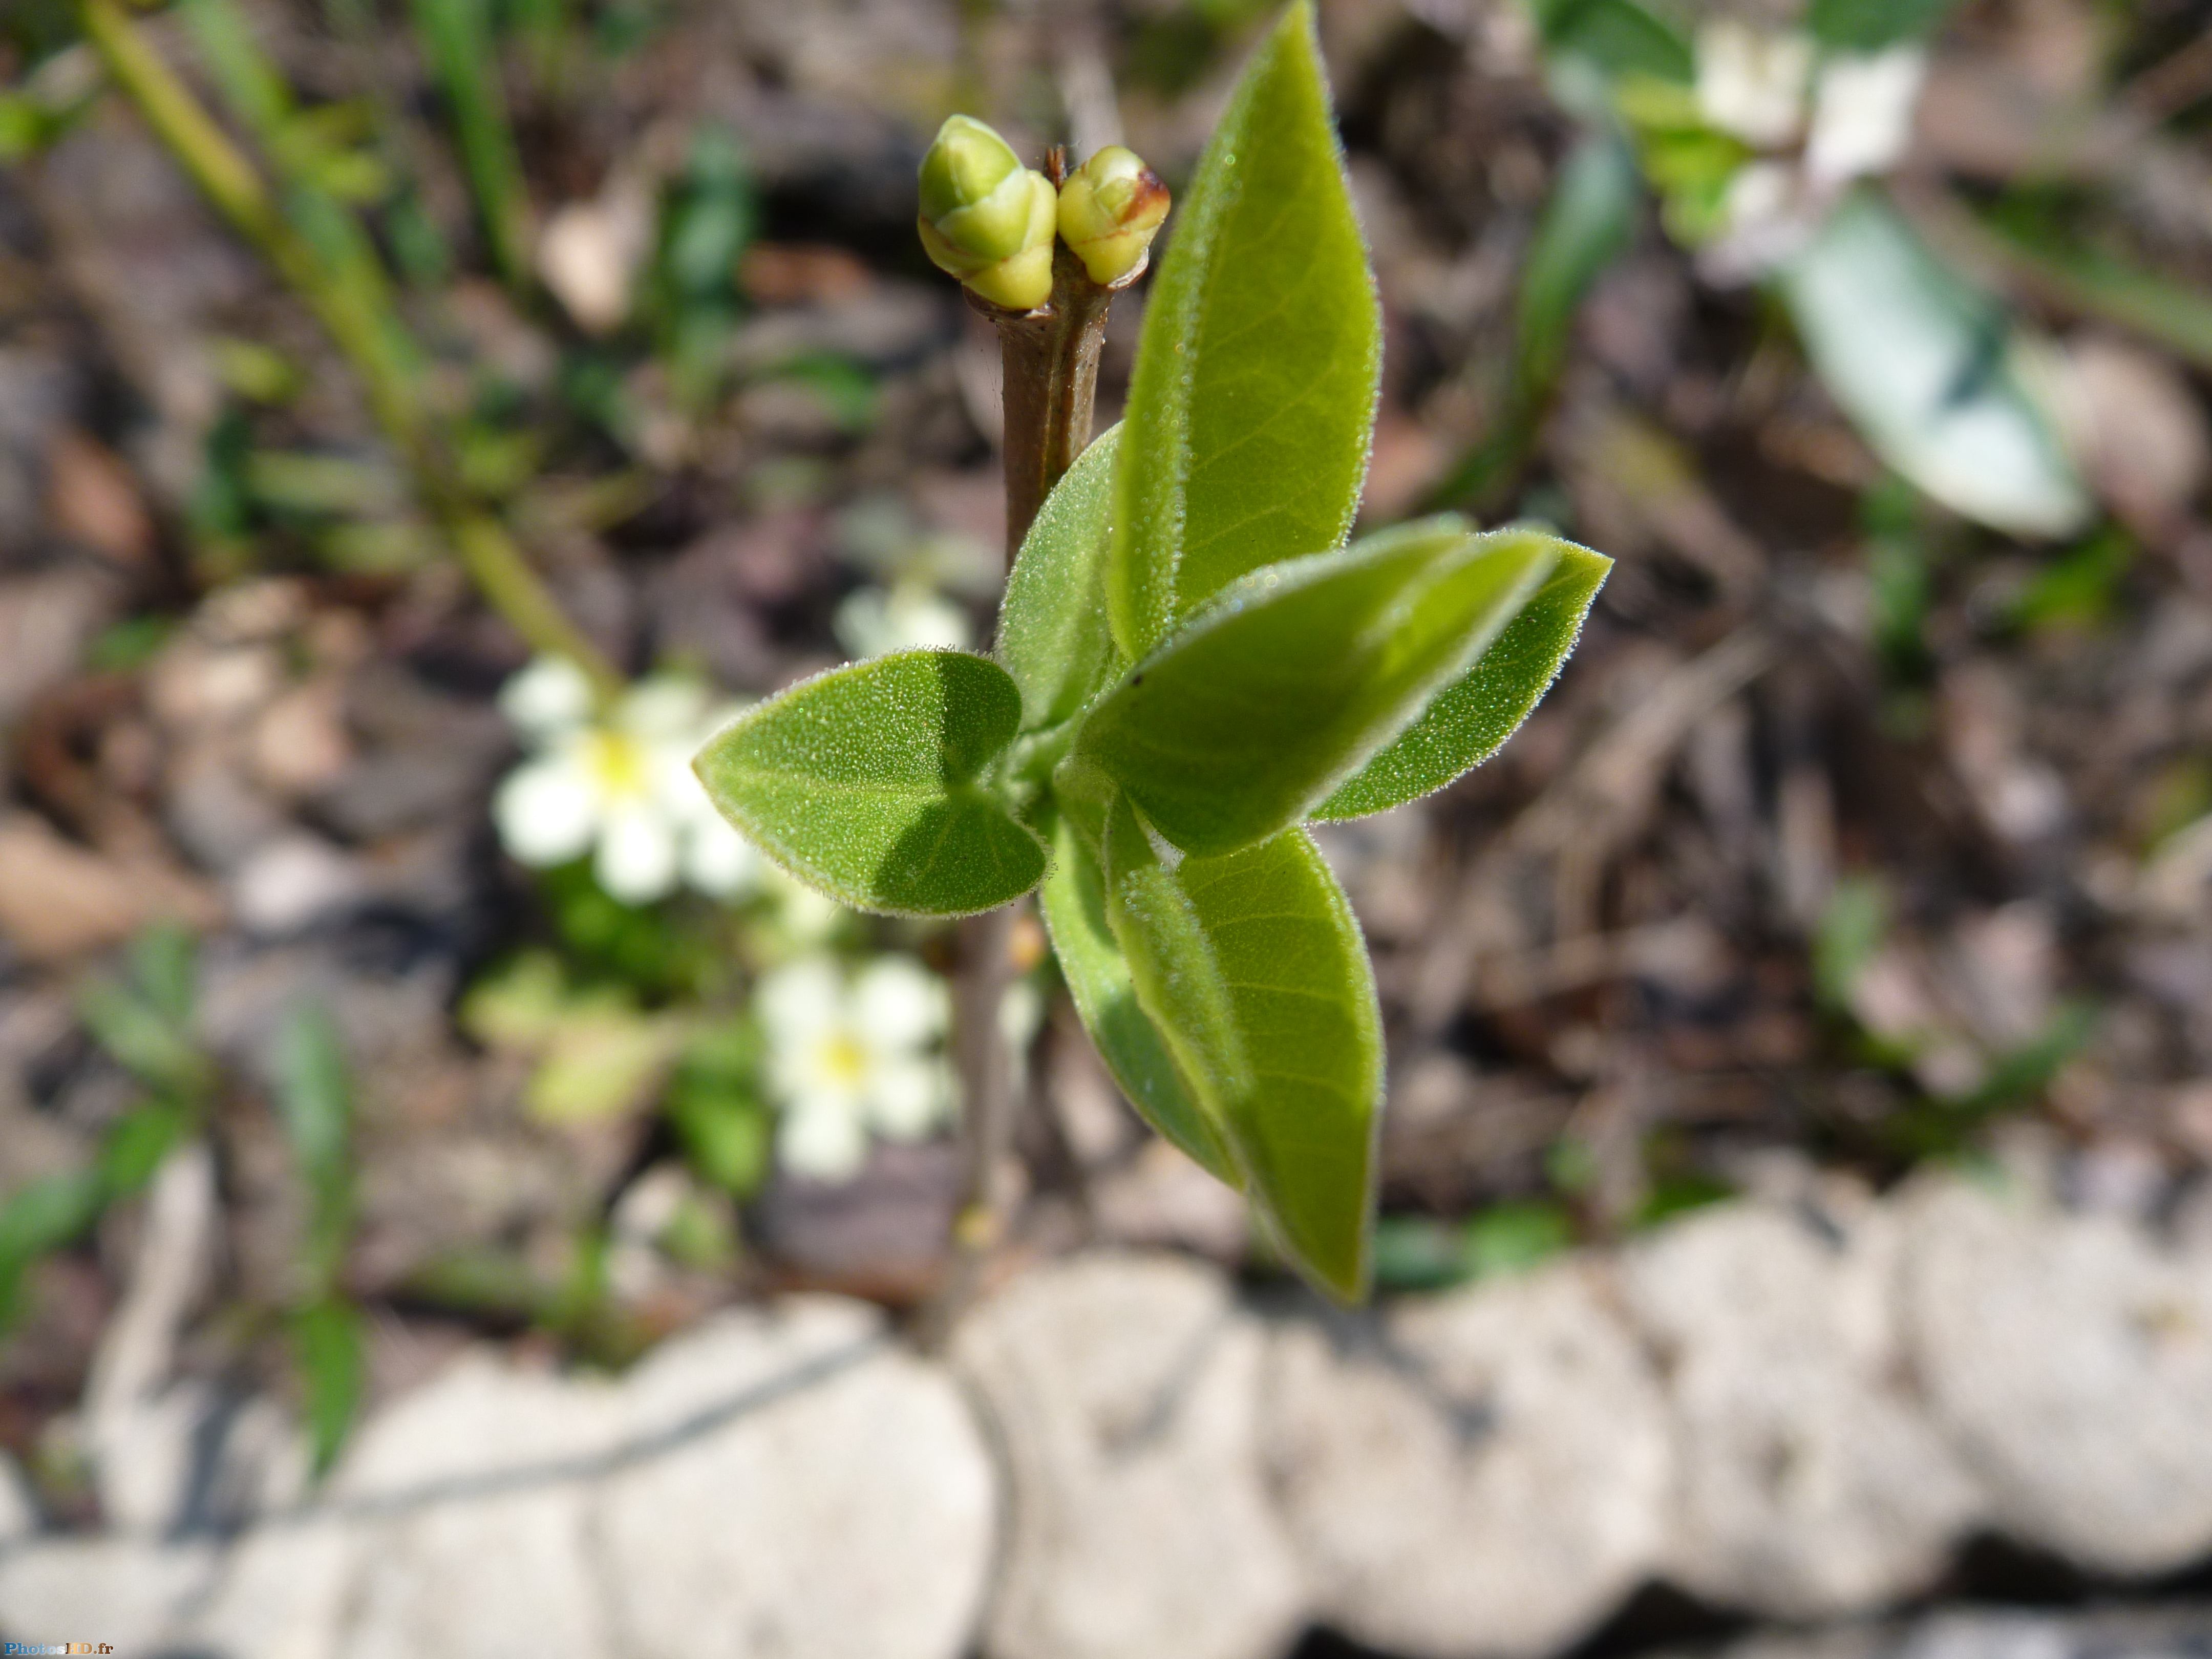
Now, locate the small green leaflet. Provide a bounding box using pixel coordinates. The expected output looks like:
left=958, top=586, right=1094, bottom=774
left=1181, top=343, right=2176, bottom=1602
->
left=1779, top=193, right=2088, bottom=540
left=1107, top=0, right=1380, bottom=661
left=693, top=650, right=1045, bottom=916
left=1314, top=541, right=1611, bottom=819
left=1080, top=520, right=1556, bottom=859
left=1038, top=816, right=1237, bottom=1183
left=997, top=423, right=1123, bottom=732
left=1101, top=796, right=1380, bottom=1300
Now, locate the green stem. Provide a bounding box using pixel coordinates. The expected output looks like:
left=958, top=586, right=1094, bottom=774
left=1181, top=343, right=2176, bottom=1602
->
left=78, top=0, right=621, bottom=699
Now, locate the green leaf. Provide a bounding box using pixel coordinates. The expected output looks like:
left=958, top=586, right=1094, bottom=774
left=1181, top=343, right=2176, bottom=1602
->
left=1807, top=0, right=1958, bottom=52
left=1108, top=0, right=1380, bottom=661
left=271, top=1003, right=353, bottom=1285
left=1037, top=815, right=1237, bottom=1182
left=1313, top=540, right=1610, bottom=818
left=292, top=1296, right=365, bottom=1476
left=77, top=978, right=209, bottom=1101
left=0, top=1168, right=107, bottom=1330
left=1778, top=193, right=2089, bottom=539
left=1079, top=520, right=1556, bottom=858
left=1534, top=0, right=1693, bottom=81
left=1101, top=797, right=1381, bottom=1300
left=693, top=650, right=1046, bottom=916
left=96, top=1102, right=192, bottom=1195
left=406, top=0, right=533, bottom=290
left=997, top=424, right=1123, bottom=732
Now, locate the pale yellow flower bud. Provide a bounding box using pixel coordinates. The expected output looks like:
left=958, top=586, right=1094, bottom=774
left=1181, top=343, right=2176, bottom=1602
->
left=917, top=115, right=1058, bottom=312
left=1055, top=145, right=1171, bottom=286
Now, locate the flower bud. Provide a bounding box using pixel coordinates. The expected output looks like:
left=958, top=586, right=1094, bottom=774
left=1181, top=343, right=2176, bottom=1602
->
left=1055, top=145, right=1171, bottom=286
left=917, top=115, right=1058, bottom=312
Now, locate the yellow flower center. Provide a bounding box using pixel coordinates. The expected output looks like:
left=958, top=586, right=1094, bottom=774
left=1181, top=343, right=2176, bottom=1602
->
left=582, top=728, right=651, bottom=800
left=813, top=1031, right=871, bottom=1089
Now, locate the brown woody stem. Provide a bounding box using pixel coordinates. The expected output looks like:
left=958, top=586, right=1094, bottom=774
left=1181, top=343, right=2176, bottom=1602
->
left=927, top=164, right=1125, bottom=1341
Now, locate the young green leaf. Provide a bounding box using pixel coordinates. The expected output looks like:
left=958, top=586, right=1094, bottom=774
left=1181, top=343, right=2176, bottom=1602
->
left=1108, top=0, right=1380, bottom=661
left=1038, top=815, right=1238, bottom=1183
left=1080, top=521, right=1556, bottom=859
left=271, top=1002, right=353, bottom=1286
left=1101, top=797, right=1380, bottom=1300
left=997, top=423, right=1122, bottom=732
left=692, top=649, right=1046, bottom=916
left=1779, top=193, right=2089, bottom=539
left=1313, top=540, right=1611, bottom=819
left=292, top=1295, right=365, bottom=1476
left=407, top=0, right=533, bottom=291
left=1532, top=0, right=1694, bottom=81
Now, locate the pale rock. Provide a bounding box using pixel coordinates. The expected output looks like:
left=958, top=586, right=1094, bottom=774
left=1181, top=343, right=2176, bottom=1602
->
left=91, top=1381, right=309, bottom=1535
left=1262, top=1259, right=1671, bottom=1659
left=230, top=832, right=371, bottom=937
left=0, top=1449, right=37, bottom=1544
left=0, top=1534, right=223, bottom=1649
left=1900, top=1175, right=2212, bottom=1573
left=181, top=1510, right=358, bottom=1659
left=953, top=1254, right=1305, bottom=1659
left=1621, top=1198, right=1982, bottom=1615
left=598, top=1297, right=994, bottom=1659
left=334, top=1354, right=623, bottom=1659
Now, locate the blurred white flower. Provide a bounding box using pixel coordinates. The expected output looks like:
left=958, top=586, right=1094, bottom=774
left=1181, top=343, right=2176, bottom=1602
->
left=1805, top=47, right=1927, bottom=186
left=493, top=656, right=761, bottom=905
left=758, top=955, right=952, bottom=1181
left=833, top=581, right=973, bottom=660
left=1696, top=22, right=1812, bottom=148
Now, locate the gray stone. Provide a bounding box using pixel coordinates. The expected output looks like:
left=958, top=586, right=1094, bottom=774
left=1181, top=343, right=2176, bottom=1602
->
left=1621, top=1196, right=1983, bottom=1615
left=953, top=1254, right=1305, bottom=1659
left=1262, top=1259, right=1672, bottom=1659
left=1900, top=1174, right=2212, bottom=1575
left=1682, top=1604, right=2212, bottom=1659
left=597, top=1296, right=994, bottom=1659
left=333, top=1354, right=623, bottom=1659
left=0, top=1450, right=37, bottom=1545
left=0, top=1534, right=223, bottom=1649
left=181, top=1510, right=358, bottom=1659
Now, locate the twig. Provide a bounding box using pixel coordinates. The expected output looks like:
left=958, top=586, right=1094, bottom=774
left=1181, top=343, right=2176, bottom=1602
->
left=925, top=165, right=1128, bottom=1341
left=76, top=0, right=622, bottom=699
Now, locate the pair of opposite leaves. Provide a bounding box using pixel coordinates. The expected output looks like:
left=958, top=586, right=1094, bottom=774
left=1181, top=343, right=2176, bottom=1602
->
left=694, top=2, right=1611, bottom=1298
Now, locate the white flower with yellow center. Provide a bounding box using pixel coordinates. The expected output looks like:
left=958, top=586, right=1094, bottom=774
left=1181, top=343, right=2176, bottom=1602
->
left=493, top=656, right=762, bottom=905
left=757, top=954, right=951, bottom=1182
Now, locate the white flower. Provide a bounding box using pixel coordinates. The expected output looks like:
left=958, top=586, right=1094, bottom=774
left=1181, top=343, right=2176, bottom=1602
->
left=493, top=657, right=761, bottom=905
left=1805, top=46, right=1927, bottom=186
left=1696, top=22, right=1812, bottom=148
left=833, top=582, right=973, bottom=660
left=758, top=954, right=951, bottom=1182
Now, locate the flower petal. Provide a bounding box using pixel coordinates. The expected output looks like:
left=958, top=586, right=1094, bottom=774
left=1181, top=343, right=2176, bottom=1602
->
left=685, top=814, right=763, bottom=900
left=500, top=655, right=596, bottom=740
left=854, top=954, right=949, bottom=1052
left=864, top=1056, right=950, bottom=1140
left=596, top=802, right=680, bottom=904
left=757, top=958, right=845, bottom=1047
left=778, top=1095, right=870, bottom=1182
left=494, top=755, right=600, bottom=867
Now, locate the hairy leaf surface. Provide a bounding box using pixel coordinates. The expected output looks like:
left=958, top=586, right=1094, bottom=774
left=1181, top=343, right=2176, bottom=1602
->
left=997, top=424, right=1122, bottom=732
left=692, top=650, right=1045, bottom=916
left=1107, top=0, right=1380, bottom=660
left=1081, top=521, right=1555, bottom=858
left=1101, top=797, right=1380, bottom=1300
left=1314, top=541, right=1610, bottom=818
left=1039, top=815, right=1237, bottom=1182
